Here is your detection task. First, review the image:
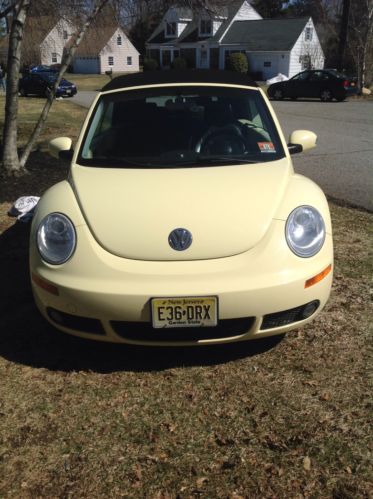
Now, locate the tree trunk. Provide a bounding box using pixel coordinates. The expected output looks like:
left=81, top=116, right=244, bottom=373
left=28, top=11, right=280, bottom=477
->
left=337, top=0, right=351, bottom=71
left=19, top=0, right=110, bottom=169
left=2, top=0, right=31, bottom=177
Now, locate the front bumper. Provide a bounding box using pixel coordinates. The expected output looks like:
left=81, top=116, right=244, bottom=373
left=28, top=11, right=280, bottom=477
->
left=30, top=219, right=333, bottom=346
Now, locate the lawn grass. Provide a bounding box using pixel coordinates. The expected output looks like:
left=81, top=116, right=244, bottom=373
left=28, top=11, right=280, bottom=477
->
left=0, top=97, right=372, bottom=497
left=8, top=95, right=88, bottom=147
left=65, top=72, right=133, bottom=91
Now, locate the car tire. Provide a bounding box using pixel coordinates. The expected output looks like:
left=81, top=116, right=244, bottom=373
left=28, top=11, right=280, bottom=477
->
left=273, top=89, right=284, bottom=100
left=19, top=87, right=27, bottom=97
left=320, top=88, right=333, bottom=102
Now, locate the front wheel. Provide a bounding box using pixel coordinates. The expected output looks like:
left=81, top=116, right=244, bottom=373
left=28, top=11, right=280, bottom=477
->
left=320, top=88, right=333, bottom=102
left=273, top=88, right=284, bottom=100
left=19, top=87, right=27, bottom=97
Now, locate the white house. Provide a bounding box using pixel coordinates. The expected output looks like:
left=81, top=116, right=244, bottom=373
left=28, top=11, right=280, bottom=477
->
left=146, top=0, right=324, bottom=79
left=71, top=26, right=140, bottom=74
left=8, top=15, right=139, bottom=75
left=19, top=16, right=75, bottom=67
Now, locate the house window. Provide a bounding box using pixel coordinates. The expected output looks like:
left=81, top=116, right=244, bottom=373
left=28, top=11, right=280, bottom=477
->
left=299, top=54, right=311, bottom=70
left=63, top=30, right=68, bottom=40
left=51, top=52, right=57, bottom=63
left=200, top=19, right=212, bottom=35
left=264, top=61, right=271, bottom=67
left=127, top=56, right=132, bottom=65
left=166, top=22, right=177, bottom=36
left=108, top=56, right=114, bottom=66
left=305, top=27, right=313, bottom=41
left=117, top=35, right=122, bottom=46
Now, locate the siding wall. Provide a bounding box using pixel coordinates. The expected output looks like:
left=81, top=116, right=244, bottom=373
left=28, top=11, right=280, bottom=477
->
left=40, top=19, right=74, bottom=65
left=99, top=29, right=140, bottom=74
left=235, top=1, right=262, bottom=21
left=289, top=18, right=324, bottom=77
left=246, top=52, right=283, bottom=80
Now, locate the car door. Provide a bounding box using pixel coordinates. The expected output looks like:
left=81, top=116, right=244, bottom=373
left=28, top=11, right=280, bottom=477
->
left=27, top=75, right=44, bottom=95
left=306, top=71, right=325, bottom=98
left=285, top=71, right=311, bottom=98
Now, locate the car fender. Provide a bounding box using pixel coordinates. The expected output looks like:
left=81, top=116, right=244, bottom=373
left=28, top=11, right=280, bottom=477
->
left=31, top=180, right=86, bottom=237
left=273, top=174, right=332, bottom=235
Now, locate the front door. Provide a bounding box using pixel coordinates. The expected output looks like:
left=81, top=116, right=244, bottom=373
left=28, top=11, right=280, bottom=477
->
left=162, top=50, right=172, bottom=68
left=199, top=47, right=209, bottom=69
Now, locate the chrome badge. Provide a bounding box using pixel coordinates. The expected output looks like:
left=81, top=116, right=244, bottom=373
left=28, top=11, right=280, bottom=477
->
left=168, top=228, right=193, bottom=251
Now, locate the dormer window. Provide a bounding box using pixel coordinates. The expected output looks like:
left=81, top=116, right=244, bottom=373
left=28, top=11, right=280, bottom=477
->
left=166, top=22, right=177, bottom=37
left=200, top=19, right=212, bottom=36
left=117, top=34, right=122, bottom=45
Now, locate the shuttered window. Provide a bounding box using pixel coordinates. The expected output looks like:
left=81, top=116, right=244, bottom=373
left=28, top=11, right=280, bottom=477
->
left=108, top=56, right=114, bottom=66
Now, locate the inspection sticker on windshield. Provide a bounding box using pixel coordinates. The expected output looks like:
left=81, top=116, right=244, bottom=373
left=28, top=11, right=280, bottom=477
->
left=258, top=142, right=276, bottom=153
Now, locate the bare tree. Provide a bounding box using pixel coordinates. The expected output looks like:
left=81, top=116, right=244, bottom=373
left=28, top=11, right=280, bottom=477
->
left=349, top=0, right=373, bottom=91
left=1, top=0, right=110, bottom=177
left=19, top=0, right=110, bottom=168
left=2, top=0, right=31, bottom=177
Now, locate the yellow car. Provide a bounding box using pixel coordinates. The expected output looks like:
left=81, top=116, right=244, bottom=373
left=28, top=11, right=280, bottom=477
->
left=30, top=70, right=333, bottom=346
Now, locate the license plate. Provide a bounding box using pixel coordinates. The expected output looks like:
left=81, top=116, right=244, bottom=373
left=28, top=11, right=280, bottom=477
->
left=151, top=296, right=218, bottom=329
left=66, top=89, right=71, bottom=94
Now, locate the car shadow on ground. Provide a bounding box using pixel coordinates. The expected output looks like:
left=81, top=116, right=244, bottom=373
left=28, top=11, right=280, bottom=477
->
left=0, top=221, right=284, bottom=374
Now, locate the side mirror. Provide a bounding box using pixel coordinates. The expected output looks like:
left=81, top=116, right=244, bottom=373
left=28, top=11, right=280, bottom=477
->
left=288, top=130, right=317, bottom=155
left=49, top=137, right=73, bottom=161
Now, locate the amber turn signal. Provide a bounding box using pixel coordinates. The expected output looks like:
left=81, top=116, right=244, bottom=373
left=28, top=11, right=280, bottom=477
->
left=32, top=273, right=59, bottom=296
left=305, top=264, right=332, bottom=288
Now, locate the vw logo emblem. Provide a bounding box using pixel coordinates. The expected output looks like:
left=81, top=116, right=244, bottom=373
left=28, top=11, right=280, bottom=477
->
left=169, top=228, right=193, bottom=251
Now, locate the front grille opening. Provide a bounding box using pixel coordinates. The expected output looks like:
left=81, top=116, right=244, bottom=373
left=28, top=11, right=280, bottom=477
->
left=47, top=307, right=105, bottom=335
left=111, top=317, right=255, bottom=342
left=261, top=300, right=320, bottom=330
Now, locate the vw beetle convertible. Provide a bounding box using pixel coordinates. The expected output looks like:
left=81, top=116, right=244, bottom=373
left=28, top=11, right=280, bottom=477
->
left=30, top=70, right=333, bottom=346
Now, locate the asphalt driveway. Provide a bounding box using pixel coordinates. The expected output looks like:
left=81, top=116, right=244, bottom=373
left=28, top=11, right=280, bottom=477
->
left=72, top=92, right=373, bottom=211
left=272, top=99, right=373, bottom=212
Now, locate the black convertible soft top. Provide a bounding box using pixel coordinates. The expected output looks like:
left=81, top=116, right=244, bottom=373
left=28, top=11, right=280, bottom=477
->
left=102, top=70, right=258, bottom=92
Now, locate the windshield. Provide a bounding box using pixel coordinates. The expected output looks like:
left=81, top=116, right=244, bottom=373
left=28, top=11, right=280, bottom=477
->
left=78, top=85, right=285, bottom=168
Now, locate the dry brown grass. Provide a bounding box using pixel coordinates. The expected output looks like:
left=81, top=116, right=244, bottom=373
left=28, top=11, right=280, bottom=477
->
left=65, top=72, right=131, bottom=91
left=0, top=99, right=372, bottom=498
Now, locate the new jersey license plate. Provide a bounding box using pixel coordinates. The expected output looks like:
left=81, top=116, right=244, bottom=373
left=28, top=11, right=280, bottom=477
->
left=151, top=296, right=218, bottom=329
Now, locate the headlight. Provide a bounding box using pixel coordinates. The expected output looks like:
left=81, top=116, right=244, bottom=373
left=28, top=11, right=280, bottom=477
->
left=285, top=206, right=325, bottom=257
left=37, top=213, right=76, bottom=264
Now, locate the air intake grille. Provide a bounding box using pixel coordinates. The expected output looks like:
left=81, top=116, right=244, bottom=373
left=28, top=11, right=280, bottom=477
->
left=261, top=301, right=320, bottom=330
left=111, top=317, right=255, bottom=342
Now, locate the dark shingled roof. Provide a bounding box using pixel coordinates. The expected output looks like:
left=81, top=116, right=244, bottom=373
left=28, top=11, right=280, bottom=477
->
left=222, top=18, right=309, bottom=51
left=147, top=0, right=243, bottom=45
left=102, top=69, right=258, bottom=92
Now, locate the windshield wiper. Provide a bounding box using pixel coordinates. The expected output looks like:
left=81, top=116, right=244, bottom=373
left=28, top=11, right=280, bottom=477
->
left=171, top=156, right=259, bottom=166
left=89, top=156, right=162, bottom=168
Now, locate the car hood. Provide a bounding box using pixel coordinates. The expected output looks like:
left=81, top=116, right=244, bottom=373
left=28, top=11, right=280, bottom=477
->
left=71, top=158, right=291, bottom=261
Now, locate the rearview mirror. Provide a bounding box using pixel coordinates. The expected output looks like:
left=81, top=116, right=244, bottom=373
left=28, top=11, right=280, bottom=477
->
left=49, top=137, right=73, bottom=161
left=288, top=130, right=317, bottom=155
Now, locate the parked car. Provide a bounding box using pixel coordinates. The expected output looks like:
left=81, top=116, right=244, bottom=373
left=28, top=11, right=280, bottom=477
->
left=30, top=70, right=333, bottom=346
left=267, top=69, right=358, bottom=102
left=19, top=72, right=77, bottom=98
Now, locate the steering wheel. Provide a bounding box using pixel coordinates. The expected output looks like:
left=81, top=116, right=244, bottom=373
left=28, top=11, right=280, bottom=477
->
left=195, top=124, right=247, bottom=155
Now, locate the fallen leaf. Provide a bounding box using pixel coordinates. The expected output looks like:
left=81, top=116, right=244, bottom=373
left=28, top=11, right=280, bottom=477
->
left=303, top=456, right=311, bottom=471
left=196, top=477, right=208, bottom=488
